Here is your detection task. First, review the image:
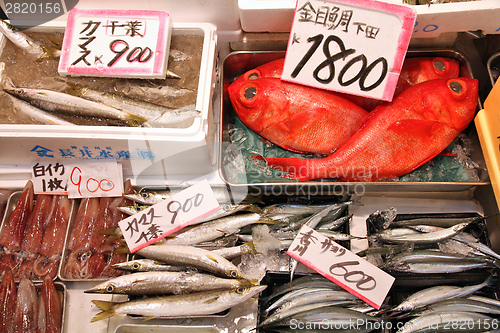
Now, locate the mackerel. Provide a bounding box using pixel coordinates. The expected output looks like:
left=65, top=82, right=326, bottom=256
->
left=91, top=285, right=267, bottom=321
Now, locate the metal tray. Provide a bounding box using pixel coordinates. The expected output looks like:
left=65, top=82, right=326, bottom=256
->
left=219, top=49, right=490, bottom=195
left=487, top=51, right=500, bottom=87
left=115, top=325, right=220, bottom=333
left=0, top=190, right=76, bottom=282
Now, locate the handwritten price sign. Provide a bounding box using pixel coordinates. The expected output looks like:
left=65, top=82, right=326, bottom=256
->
left=67, top=161, right=123, bottom=198
left=58, top=8, right=172, bottom=78
left=31, top=161, right=68, bottom=195
left=287, top=225, right=394, bottom=309
left=282, top=0, right=416, bottom=102
left=118, top=180, right=220, bottom=253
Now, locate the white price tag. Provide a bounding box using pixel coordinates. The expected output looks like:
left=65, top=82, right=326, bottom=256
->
left=67, top=161, right=124, bottom=198
left=31, top=161, right=69, bottom=195
left=282, top=0, right=416, bottom=102
left=287, top=225, right=394, bottom=309
left=118, top=180, right=221, bottom=253
left=58, top=8, right=172, bottom=78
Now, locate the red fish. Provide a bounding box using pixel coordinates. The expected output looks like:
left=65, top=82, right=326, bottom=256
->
left=228, top=77, right=369, bottom=155
left=0, top=269, right=17, bottom=333
left=264, top=78, right=478, bottom=181
left=38, top=275, right=62, bottom=333
left=0, top=181, right=34, bottom=252
left=234, top=56, right=460, bottom=111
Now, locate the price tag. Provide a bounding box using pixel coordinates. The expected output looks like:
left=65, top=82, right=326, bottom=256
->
left=118, top=180, right=221, bottom=253
left=31, top=161, right=69, bottom=195
left=287, top=225, right=394, bottom=309
left=282, top=0, right=416, bottom=102
left=67, top=160, right=124, bottom=198
left=58, top=8, right=172, bottom=79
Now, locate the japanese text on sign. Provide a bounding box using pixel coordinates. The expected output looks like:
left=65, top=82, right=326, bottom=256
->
left=282, top=0, right=416, bottom=102
left=58, top=9, right=172, bottom=78
left=31, top=162, right=68, bottom=194
left=287, top=225, right=395, bottom=309
left=118, top=180, right=221, bottom=253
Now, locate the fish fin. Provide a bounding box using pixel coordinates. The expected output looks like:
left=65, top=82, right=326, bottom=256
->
left=91, top=300, right=117, bottom=322
left=143, top=316, right=156, bottom=321
left=37, top=45, right=61, bottom=61
left=166, top=70, right=181, bottom=79
left=387, top=119, right=449, bottom=140
left=113, top=245, right=131, bottom=254
left=206, top=254, right=220, bottom=263
left=47, top=36, right=63, bottom=47
left=204, top=296, right=220, bottom=304
left=260, top=156, right=317, bottom=181
left=124, top=114, right=149, bottom=127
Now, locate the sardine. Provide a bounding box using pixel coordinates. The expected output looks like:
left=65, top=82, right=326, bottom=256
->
left=391, top=274, right=495, bottom=313
left=91, top=285, right=267, bottom=321
left=135, top=244, right=244, bottom=278
left=8, top=96, right=77, bottom=125
left=4, top=87, right=147, bottom=126
left=0, top=19, right=60, bottom=60
left=85, top=271, right=253, bottom=295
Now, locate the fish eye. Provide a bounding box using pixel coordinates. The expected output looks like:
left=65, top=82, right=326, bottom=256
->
left=243, top=86, right=257, bottom=100
left=141, top=193, right=149, bottom=198
left=247, top=71, right=260, bottom=80
left=132, top=263, right=140, bottom=270
left=434, top=60, right=446, bottom=71
left=230, top=270, right=238, bottom=277
left=106, top=285, right=115, bottom=293
left=236, top=287, right=245, bottom=294
left=449, top=81, right=463, bottom=93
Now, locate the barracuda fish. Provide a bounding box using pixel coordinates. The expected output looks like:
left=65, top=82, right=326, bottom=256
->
left=91, top=285, right=267, bottom=322
left=265, top=288, right=360, bottom=316
left=8, top=95, right=76, bottom=125
left=391, top=274, right=495, bottom=313
left=134, top=244, right=245, bottom=278
left=125, top=187, right=256, bottom=205
left=397, top=312, right=494, bottom=333
left=384, top=259, right=495, bottom=274
left=0, top=19, right=61, bottom=60
left=163, top=213, right=274, bottom=245
left=65, top=84, right=199, bottom=124
left=211, top=243, right=255, bottom=260
left=416, top=298, right=500, bottom=317
left=111, top=259, right=186, bottom=272
left=4, top=87, right=147, bottom=126
left=84, top=271, right=253, bottom=295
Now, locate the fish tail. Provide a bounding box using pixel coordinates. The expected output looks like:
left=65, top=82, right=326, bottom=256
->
left=260, top=156, right=317, bottom=181
left=91, top=300, right=117, bottom=322
left=124, top=114, right=148, bottom=127
left=37, top=45, right=61, bottom=61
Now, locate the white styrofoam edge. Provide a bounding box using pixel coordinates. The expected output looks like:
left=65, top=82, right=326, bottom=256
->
left=0, top=21, right=218, bottom=140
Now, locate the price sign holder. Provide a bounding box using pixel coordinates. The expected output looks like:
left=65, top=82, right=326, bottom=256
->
left=58, top=8, right=172, bottom=79
left=282, top=0, right=416, bottom=102
left=66, top=160, right=124, bottom=198
left=287, top=225, right=394, bottom=309
left=118, top=180, right=220, bottom=253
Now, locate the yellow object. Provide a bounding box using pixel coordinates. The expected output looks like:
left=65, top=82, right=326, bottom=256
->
left=475, top=80, right=500, bottom=208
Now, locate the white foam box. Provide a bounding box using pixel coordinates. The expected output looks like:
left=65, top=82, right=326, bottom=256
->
left=238, top=0, right=500, bottom=38
left=0, top=21, right=218, bottom=182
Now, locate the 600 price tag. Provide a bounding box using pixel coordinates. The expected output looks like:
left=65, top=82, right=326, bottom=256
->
left=282, top=0, right=416, bottom=102
left=118, top=180, right=220, bottom=253
left=287, top=225, right=394, bottom=309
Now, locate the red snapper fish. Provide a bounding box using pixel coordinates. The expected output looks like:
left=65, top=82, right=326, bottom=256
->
left=234, top=57, right=460, bottom=111
left=264, top=78, right=478, bottom=181
left=228, top=77, right=369, bottom=155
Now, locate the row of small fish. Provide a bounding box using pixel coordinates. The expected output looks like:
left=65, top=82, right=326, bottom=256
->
left=0, top=270, right=63, bottom=333
left=59, top=181, right=136, bottom=280
left=0, top=180, right=71, bottom=280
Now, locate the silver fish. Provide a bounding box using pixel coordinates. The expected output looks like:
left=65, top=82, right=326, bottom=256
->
left=397, top=311, right=493, bottom=333
left=452, top=233, right=500, bottom=261
left=142, top=105, right=200, bottom=128
left=84, top=271, right=253, bottom=295
left=135, top=244, right=244, bottom=279
left=111, top=259, right=186, bottom=272
left=8, top=95, right=76, bottom=125
left=376, top=222, right=473, bottom=245
left=0, top=19, right=60, bottom=60
left=392, top=274, right=494, bottom=313
left=390, top=216, right=481, bottom=228
left=91, top=285, right=267, bottom=322
left=4, top=87, right=147, bottom=126
left=317, top=214, right=353, bottom=230
left=384, top=259, right=494, bottom=274
left=416, top=298, right=500, bottom=316
left=212, top=243, right=255, bottom=260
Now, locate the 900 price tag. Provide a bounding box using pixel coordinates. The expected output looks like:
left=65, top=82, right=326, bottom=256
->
left=282, top=0, right=416, bottom=102
left=119, top=180, right=220, bottom=253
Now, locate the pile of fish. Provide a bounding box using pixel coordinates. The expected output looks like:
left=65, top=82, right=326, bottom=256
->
left=0, top=19, right=200, bottom=127
left=364, top=209, right=500, bottom=276
left=59, top=181, right=134, bottom=280
left=0, top=270, right=63, bottom=333
left=227, top=56, right=479, bottom=181
left=0, top=180, right=72, bottom=280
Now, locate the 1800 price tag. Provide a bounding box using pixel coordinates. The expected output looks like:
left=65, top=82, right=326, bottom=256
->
left=282, top=0, right=416, bottom=102
left=287, top=225, right=394, bottom=309
left=118, top=180, right=220, bottom=253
